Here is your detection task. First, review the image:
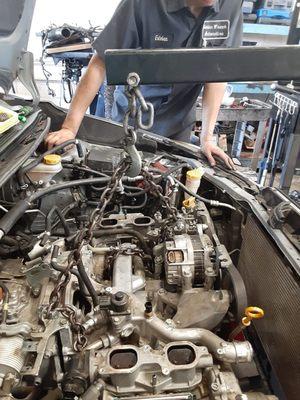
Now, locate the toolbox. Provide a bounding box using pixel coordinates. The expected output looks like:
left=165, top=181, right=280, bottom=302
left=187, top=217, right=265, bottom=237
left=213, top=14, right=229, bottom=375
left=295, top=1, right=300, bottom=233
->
left=0, top=105, right=19, bottom=135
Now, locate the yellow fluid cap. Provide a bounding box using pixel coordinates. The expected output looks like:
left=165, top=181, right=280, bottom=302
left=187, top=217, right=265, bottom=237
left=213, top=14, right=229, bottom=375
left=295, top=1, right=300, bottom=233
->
left=183, top=197, right=196, bottom=209
left=43, top=154, right=61, bottom=165
left=186, top=167, right=203, bottom=181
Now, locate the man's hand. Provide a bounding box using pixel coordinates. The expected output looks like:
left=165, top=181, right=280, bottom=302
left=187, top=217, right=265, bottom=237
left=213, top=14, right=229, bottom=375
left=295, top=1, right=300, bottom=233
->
left=45, top=55, right=106, bottom=150
left=200, top=82, right=236, bottom=170
left=45, top=128, right=76, bottom=149
left=201, top=139, right=236, bottom=170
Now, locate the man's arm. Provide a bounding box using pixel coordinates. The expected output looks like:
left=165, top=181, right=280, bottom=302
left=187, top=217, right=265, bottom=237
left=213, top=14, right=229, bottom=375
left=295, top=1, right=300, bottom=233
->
left=200, top=3, right=243, bottom=170
left=46, top=55, right=106, bottom=149
left=46, top=0, right=140, bottom=149
left=201, top=82, right=235, bottom=169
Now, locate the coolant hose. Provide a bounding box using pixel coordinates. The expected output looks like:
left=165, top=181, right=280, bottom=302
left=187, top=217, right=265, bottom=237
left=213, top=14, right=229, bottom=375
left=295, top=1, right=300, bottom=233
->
left=0, top=177, right=110, bottom=241
left=136, top=313, right=253, bottom=364
left=126, top=143, right=142, bottom=178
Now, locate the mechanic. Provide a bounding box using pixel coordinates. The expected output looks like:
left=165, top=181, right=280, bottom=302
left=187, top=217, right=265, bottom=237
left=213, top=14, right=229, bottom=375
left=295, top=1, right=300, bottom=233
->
left=46, top=0, right=243, bottom=169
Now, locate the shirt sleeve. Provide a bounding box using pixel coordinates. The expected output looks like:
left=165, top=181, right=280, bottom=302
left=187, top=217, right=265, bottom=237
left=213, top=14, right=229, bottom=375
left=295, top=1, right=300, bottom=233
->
left=93, top=0, right=141, bottom=60
left=224, top=3, right=243, bottom=48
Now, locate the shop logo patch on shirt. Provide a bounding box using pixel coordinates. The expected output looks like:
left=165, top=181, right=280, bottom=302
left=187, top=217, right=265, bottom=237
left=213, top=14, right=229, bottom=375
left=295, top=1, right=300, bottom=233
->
left=202, top=20, right=230, bottom=41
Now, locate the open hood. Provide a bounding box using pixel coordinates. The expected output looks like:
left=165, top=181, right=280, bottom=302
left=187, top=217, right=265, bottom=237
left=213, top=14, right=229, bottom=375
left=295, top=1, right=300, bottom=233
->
left=0, top=0, right=39, bottom=104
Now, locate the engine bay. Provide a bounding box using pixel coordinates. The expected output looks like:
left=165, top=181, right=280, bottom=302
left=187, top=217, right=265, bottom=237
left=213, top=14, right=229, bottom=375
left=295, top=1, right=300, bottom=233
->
left=0, top=135, right=278, bottom=400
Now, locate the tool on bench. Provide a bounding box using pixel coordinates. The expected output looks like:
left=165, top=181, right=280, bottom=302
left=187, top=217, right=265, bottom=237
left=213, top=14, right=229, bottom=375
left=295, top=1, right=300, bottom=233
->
left=258, top=91, right=299, bottom=187
left=269, top=112, right=291, bottom=187
left=258, top=108, right=281, bottom=186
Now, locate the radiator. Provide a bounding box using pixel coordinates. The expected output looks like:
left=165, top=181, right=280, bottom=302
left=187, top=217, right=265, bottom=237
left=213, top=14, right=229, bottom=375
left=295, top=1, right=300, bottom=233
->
left=238, top=215, right=300, bottom=400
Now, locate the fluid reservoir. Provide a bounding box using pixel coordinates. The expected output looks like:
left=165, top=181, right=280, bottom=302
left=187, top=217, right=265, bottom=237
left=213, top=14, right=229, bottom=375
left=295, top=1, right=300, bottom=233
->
left=185, top=167, right=203, bottom=199
left=27, top=154, right=62, bottom=185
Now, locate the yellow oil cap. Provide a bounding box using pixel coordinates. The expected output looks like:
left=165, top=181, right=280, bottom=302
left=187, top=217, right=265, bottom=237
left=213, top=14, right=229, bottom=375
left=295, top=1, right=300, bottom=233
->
left=43, top=154, right=61, bottom=165
left=183, top=197, right=196, bottom=209
left=186, top=167, right=203, bottom=181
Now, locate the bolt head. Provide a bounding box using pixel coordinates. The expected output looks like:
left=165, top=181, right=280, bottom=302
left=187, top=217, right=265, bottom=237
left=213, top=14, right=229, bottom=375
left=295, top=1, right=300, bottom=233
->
left=32, top=288, right=41, bottom=297
left=34, top=377, right=42, bottom=387
left=127, top=73, right=140, bottom=87
left=211, top=382, right=219, bottom=391
left=115, top=292, right=125, bottom=301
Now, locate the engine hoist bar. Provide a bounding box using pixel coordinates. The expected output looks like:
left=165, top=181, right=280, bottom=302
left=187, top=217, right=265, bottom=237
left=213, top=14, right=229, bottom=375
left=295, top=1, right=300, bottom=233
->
left=105, top=45, right=300, bottom=86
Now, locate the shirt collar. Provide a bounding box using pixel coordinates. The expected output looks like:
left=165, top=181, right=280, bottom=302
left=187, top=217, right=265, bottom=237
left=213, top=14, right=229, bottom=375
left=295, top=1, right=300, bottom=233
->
left=166, top=0, right=219, bottom=13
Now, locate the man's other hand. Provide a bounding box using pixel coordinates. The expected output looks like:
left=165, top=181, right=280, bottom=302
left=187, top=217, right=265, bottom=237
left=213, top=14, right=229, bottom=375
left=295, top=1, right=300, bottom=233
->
left=201, top=140, right=236, bottom=170
left=45, top=128, right=76, bottom=149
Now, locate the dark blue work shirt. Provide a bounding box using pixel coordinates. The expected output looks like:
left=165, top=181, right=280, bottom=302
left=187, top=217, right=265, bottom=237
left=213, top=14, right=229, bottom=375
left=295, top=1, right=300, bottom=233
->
left=93, top=0, right=243, bottom=138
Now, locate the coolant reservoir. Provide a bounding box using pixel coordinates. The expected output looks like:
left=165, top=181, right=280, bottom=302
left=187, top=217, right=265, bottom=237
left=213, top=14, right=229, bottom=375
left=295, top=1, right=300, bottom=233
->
left=185, top=167, right=203, bottom=199
left=27, top=154, right=63, bottom=185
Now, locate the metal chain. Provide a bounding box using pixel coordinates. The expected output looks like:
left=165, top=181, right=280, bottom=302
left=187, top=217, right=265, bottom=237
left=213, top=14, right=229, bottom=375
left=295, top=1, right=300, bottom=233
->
left=142, top=168, right=177, bottom=220
left=106, top=246, right=146, bottom=272
left=45, top=255, right=88, bottom=351
left=88, top=159, right=129, bottom=238
left=44, top=73, right=154, bottom=352
left=57, top=306, right=88, bottom=352
left=123, top=72, right=154, bottom=136
left=46, top=253, right=75, bottom=318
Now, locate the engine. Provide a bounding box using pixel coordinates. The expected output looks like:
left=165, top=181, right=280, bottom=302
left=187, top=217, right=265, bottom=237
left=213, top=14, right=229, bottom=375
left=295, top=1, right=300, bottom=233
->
left=0, top=142, right=276, bottom=400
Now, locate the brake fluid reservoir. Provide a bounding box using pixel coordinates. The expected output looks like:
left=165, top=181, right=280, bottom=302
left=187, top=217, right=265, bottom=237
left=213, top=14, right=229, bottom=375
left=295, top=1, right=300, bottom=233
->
left=27, top=154, right=62, bottom=184
left=185, top=167, right=203, bottom=199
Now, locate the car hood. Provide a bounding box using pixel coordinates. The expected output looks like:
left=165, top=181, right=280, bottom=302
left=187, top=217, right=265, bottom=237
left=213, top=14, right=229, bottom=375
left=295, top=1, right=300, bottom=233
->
left=0, top=0, right=37, bottom=97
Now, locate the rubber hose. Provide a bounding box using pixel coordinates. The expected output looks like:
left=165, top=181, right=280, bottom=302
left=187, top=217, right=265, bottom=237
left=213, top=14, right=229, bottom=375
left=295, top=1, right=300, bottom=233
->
left=77, top=259, right=99, bottom=307
left=62, top=164, right=109, bottom=178
left=122, top=194, right=148, bottom=210
left=173, top=178, right=235, bottom=210
left=46, top=206, right=71, bottom=237
left=0, top=177, right=109, bottom=239
left=51, top=246, right=91, bottom=297
left=0, top=236, right=19, bottom=246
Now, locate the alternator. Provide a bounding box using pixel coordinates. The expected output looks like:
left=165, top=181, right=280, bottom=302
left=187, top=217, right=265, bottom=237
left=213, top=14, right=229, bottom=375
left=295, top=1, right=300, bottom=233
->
left=164, top=233, right=209, bottom=288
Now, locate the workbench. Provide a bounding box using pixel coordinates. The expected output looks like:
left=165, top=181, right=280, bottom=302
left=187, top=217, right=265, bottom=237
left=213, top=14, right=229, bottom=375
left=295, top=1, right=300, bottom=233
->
left=196, top=100, right=272, bottom=170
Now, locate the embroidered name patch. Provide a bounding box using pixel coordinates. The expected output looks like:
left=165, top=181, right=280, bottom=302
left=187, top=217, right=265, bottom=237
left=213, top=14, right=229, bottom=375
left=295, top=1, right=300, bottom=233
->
left=154, top=33, right=172, bottom=43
